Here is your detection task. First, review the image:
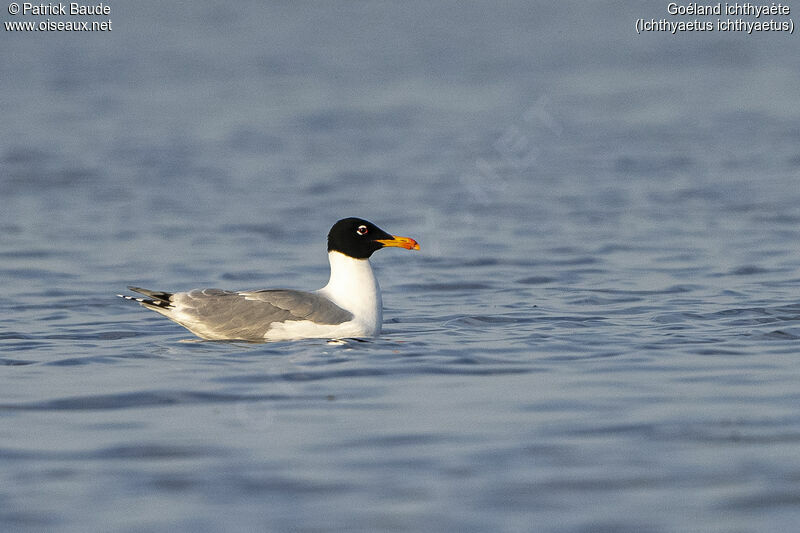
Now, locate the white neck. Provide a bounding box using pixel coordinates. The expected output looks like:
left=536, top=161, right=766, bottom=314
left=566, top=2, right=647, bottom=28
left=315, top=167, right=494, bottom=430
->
left=317, top=251, right=382, bottom=334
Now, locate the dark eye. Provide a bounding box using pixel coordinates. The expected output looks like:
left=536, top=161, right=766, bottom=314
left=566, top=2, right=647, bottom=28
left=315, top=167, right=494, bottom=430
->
left=356, top=225, right=368, bottom=235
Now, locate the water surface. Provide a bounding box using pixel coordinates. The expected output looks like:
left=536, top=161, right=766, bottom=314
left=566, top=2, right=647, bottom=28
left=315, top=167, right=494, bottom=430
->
left=2, top=2, right=800, bottom=532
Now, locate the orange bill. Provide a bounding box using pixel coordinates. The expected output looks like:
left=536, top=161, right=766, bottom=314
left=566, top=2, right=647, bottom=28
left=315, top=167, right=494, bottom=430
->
left=376, top=235, right=420, bottom=250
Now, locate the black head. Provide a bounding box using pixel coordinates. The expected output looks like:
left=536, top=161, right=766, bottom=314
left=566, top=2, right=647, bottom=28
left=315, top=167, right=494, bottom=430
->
left=327, top=218, right=419, bottom=259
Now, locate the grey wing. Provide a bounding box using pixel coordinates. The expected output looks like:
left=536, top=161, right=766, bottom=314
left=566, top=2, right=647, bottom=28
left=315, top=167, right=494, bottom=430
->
left=241, top=290, right=354, bottom=325
left=165, top=288, right=352, bottom=341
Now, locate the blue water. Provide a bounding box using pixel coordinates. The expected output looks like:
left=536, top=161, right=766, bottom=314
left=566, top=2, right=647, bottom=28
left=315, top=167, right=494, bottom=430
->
left=3, top=1, right=800, bottom=531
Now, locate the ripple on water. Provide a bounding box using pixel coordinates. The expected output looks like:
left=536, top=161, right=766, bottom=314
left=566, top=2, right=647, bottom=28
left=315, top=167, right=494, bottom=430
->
left=395, top=282, right=496, bottom=292
left=444, top=315, right=538, bottom=326
left=0, top=390, right=320, bottom=411
left=0, top=443, right=226, bottom=461
left=515, top=276, right=556, bottom=285
left=727, top=265, right=772, bottom=276
left=215, top=362, right=535, bottom=385
left=756, top=329, right=800, bottom=340
left=0, top=358, right=36, bottom=366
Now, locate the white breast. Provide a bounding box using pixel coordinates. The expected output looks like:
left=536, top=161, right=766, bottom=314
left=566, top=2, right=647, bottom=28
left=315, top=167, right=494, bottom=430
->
left=315, top=251, right=383, bottom=336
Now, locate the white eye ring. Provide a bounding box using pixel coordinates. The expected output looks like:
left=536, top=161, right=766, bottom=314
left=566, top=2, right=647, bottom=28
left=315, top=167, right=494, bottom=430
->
left=356, top=225, right=368, bottom=235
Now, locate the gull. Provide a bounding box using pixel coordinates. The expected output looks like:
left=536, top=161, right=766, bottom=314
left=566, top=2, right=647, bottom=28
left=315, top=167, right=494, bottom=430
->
left=118, top=218, right=419, bottom=342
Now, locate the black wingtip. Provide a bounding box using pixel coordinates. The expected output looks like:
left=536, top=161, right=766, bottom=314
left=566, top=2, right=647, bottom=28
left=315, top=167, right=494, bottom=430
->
left=127, top=286, right=174, bottom=302
left=120, top=287, right=174, bottom=309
